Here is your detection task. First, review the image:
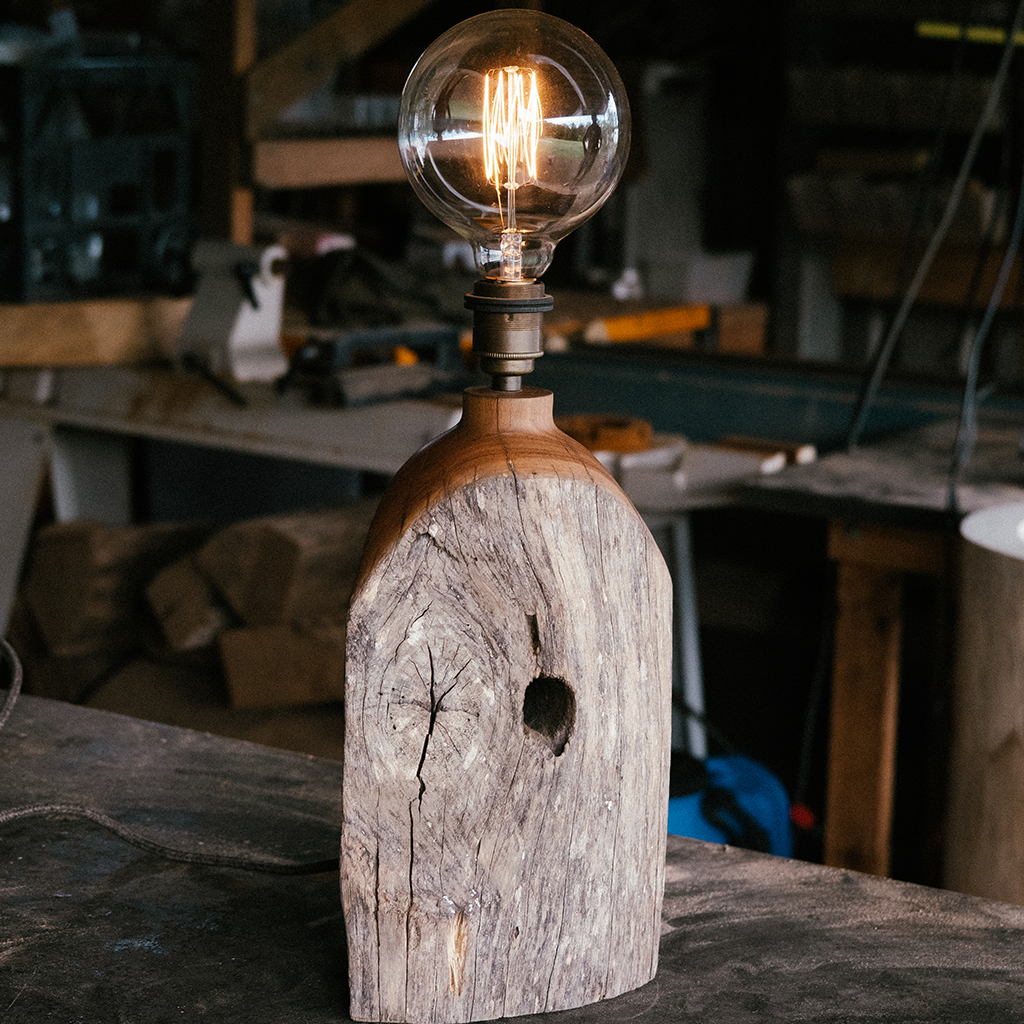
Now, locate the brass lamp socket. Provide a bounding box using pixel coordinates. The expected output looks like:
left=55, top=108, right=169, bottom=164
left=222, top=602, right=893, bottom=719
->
left=465, top=279, right=554, bottom=391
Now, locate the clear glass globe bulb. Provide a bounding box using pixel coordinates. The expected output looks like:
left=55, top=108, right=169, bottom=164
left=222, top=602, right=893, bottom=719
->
left=398, top=9, right=631, bottom=282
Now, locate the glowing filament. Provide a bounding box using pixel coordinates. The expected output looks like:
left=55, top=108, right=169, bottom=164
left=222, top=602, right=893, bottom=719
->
left=483, top=66, right=542, bottom=232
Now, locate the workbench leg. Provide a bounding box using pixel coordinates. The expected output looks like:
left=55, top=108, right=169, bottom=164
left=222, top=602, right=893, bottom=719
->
left=824, top=560, right=902, bottom=875
left=644, top=512, right=708, bottom=759
left=672, top=514, right=708, bottom=759
left=0, top=420, right=49, bottom=635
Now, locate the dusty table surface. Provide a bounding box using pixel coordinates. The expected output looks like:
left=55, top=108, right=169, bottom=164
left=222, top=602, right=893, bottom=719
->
left=741, top=417, right=1024, bottom=528
left=2, top=694, right=1024, bottom=1023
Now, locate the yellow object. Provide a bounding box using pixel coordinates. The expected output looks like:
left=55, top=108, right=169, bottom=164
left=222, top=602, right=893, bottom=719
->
left=583, top=305, right=711, bottom=343
left=393, top=345, right=419, bottom=365
left=917, top=21, right=1024, bottom=45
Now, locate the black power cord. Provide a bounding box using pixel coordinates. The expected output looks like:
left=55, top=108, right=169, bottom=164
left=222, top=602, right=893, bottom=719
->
left=0, top=637, right=339, bottom=876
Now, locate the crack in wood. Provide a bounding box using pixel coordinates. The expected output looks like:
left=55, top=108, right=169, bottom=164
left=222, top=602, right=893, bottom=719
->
left=527, top=613, right=541, bottom=656
left=414, top=645, right=466, bottom=807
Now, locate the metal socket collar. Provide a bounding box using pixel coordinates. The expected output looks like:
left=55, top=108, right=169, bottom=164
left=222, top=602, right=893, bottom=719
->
left=465, top=279, right=554, bottom=391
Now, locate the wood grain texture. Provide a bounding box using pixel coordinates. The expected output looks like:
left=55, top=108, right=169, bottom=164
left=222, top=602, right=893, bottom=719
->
left=11, top=696, right=1024, bottom=1022
left=946, top=537, right=1024, bottom=904
left=342, top=387, right=672, bottom=1022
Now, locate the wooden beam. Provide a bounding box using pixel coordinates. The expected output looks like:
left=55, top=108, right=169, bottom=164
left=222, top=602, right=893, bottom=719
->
left=201, top=0, right=257, bottom=242
left=252, top=136, right=406, bottom=188
left=245, top=0, right=438, bottom=140
left=828, top=520, right=947, bottom=576
left=824, top=559, right=903, bottom=876
left=0, top=297, right=192, bottom=366
left=823, top=520, right=947, bottom=877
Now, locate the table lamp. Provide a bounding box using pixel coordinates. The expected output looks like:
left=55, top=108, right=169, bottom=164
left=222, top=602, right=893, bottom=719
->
left=341, top=12, right=672, bottom=1022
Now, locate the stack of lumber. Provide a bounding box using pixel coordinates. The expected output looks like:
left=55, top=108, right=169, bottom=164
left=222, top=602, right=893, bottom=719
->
left=12, top=519, right=211, bottom=703
left=11, top=500, right=377, bottom=714
left=187, top=502, right=375, bottom=707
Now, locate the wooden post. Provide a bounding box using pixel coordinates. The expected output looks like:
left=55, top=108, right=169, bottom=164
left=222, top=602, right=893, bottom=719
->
left=201, top=0, right=256, bottom=243
left=946, top=503, right=1024, bottom=904
left=341, top=386, right=673, bottom=1023
left=825, top=558, right=903, bottom=875
left=825, top=520, right=946, bottom=876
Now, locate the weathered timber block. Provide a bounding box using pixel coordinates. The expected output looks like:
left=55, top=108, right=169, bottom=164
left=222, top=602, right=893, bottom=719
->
left=342, top=387, right=673, bottom=1023
left=23, top=519, right=210, bottom=657
left=146, top=555, right=233, bottom=652
left=219, top=620, right=346, bottom=709
left=196, top=501, right=377, bottom=627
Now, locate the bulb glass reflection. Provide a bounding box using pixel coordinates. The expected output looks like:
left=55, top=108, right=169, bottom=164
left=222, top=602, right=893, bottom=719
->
left=398, top=10, right=630, bottom=281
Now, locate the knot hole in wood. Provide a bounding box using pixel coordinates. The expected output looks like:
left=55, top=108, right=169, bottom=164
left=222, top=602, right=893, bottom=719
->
left=523, top=675, right=576, bottom=756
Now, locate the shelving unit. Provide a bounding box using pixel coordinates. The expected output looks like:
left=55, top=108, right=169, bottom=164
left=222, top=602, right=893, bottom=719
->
left=775, top=3, right=1024, bottom=373
left=197, top=0, right=417, bottom=243
left=198, top=0, right=542, bottom=245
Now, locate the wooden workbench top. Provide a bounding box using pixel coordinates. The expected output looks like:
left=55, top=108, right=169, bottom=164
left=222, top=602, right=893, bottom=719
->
left=3, top=694, right=1024, bottom=1021
left=742, top=417, right=1024, bottom=528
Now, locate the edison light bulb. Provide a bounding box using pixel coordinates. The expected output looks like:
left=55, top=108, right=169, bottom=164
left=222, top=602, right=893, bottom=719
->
left=398, top=9, right=631, bottom=283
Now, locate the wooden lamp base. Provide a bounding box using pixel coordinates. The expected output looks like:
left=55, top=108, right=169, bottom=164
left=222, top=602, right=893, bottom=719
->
left=341, top=386, right=672, bottom=1023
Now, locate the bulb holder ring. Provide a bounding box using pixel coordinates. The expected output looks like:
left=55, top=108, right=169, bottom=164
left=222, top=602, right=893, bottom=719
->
left=463, top=293, right=555, bottom=315
left=466, top=279, right=553, bottom=391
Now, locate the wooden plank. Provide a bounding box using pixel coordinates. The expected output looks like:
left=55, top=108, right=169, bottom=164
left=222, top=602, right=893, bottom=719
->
left=0, top=297, right=191, bottom=366
left=10, top=695, right=1024, bottom=1019
left=0, top=366, right=465, bottom=477
left=252, top=136, right=405, bottom=188
left=828, top=519, right=947, bottom=575
left=824, top=560, right=903, bottom=875
left=245, top=0, right=437, bottom=139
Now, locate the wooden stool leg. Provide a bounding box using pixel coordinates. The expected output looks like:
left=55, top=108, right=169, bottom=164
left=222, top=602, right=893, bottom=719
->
left=824, top=560, right=902, bottom=875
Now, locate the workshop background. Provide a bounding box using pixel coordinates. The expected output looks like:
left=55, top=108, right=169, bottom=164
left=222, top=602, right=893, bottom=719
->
left=3, top=0, right=1021, bottom=895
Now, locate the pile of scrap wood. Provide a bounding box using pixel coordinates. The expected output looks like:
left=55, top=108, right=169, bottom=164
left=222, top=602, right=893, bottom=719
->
left=9, top=500, right=378, bottom=714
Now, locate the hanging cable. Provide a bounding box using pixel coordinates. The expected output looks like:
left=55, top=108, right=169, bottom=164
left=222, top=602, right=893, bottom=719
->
left=0, top=636, right=21, bottom=732
left=845, top=0, right=1024, bottom=450
left=947, top=55, right=1016, bottom=366
left=947, top=142, right=1024, bottom=512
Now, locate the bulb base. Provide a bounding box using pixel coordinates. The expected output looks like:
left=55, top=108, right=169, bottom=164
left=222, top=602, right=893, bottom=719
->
left=465, top=279, right=553, bottom=391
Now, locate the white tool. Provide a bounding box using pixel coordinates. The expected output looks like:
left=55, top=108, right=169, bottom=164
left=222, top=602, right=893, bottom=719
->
left=177, top=239, right=289, bottom=383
